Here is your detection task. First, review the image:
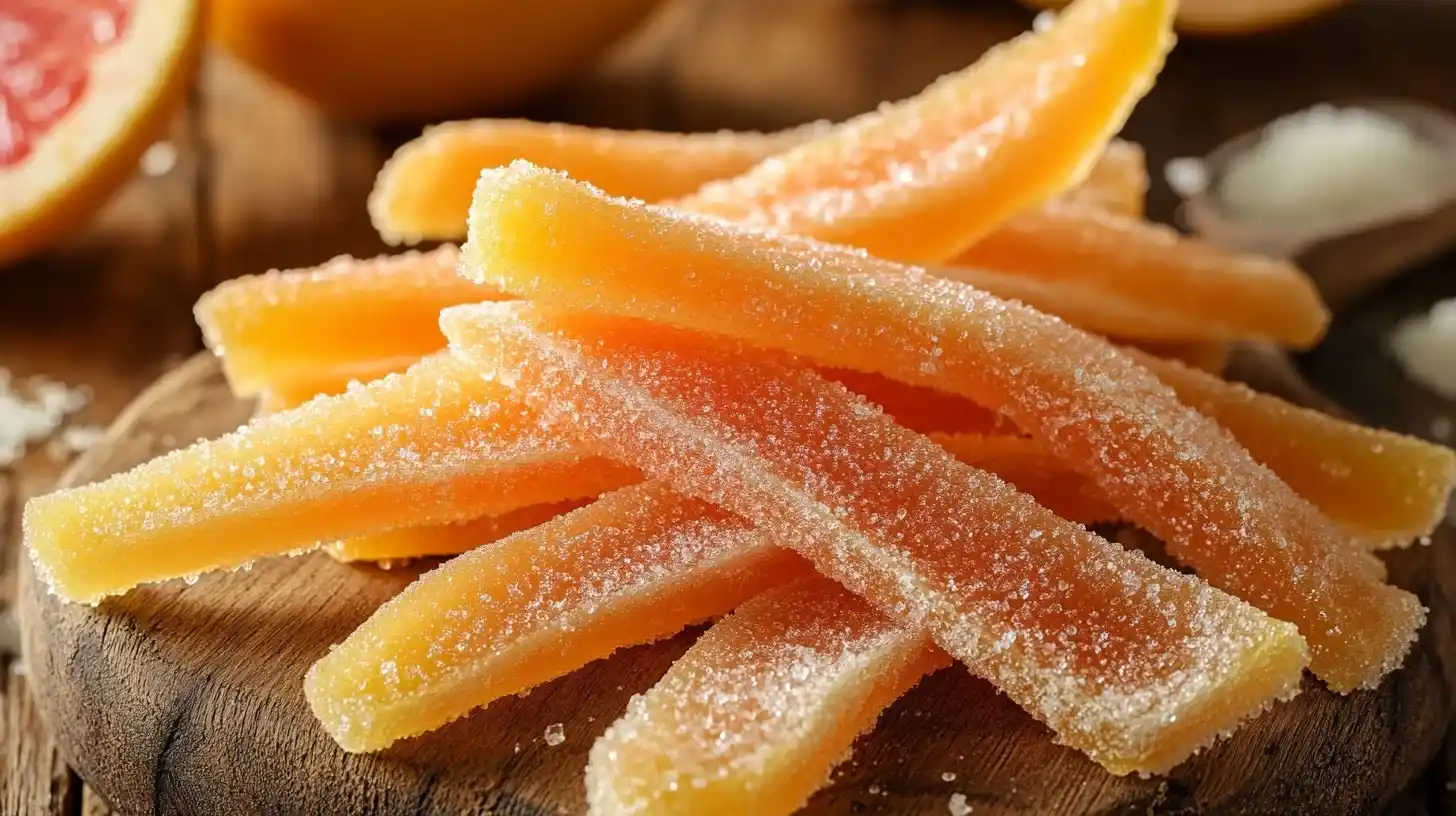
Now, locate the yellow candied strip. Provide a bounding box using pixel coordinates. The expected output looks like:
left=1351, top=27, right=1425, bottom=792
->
left=306, top=482, right=810, bottom=752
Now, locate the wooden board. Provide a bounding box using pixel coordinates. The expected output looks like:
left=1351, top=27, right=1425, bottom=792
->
left=14, top=353, right=1456, bottom=814
left=6, top=1, right=1456, bottom=812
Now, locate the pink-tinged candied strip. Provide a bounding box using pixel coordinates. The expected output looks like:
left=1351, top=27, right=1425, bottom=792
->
left=931, top=432, right=1121, bottom=525
left=588, top=576, right=950, bottom=815
left=673, top=0, right=1175, bottom=263
left=307, top=482, right=810, bottom=753
left=23, top=352, right=638, bottom=602
left=443, top=303, right=1308, bottom=775
left=457, top=163, right=1420, bottom=692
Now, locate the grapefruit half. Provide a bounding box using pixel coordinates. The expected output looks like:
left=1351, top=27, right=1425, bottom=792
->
left=0, top=0, right=203, bottom=267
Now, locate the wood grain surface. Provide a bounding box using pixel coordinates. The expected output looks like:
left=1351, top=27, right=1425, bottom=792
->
left=3, top=0, right=1456, bottom=813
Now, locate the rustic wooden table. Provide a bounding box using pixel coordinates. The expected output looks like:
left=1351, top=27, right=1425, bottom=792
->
left=2, top=0, right=1454, bottom=812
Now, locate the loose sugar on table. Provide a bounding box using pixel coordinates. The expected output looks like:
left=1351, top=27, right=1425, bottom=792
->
left=0, top=368, right=90, bottom=466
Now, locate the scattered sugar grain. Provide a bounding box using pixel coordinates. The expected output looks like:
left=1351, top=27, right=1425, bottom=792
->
left=949, top=792, right=972, bottom=815
left=1431, top=417, right=1452, bottom=442
left=0, top=369, right=91, bottom=466
left=1164, top=157, right=1208, bottom=198
left=140, top=141, right=178, bottom=177
left=942, top=771, right=957, bottom=782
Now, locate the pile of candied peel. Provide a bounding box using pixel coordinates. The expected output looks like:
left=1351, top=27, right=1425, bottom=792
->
left=25, top=0, right=1456, bottom=812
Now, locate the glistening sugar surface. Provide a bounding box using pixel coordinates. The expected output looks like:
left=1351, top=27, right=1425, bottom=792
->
left=443, top=304, right=1308, bottom=774
left=588, top=577, right=947, bottom=815
left=306, top=482, right=804, bottom=752
left=675, top=0, right=1173, bottom=263
left=458, top=164, right=1421, bottom=691
left=23, top=353, right=636, bottom=601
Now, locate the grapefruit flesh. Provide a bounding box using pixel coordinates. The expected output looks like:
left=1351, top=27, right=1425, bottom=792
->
left=0, top=0, right=201, bottom=266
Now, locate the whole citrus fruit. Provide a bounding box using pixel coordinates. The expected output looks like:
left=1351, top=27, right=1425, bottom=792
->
left=0, top=0, right=203, bottom=267
left=209, top=0, right=665, bottom=123
left=1022, top=0, right=1350, bottom=35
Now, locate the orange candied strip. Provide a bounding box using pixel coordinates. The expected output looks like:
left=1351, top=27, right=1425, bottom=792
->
left=459, top=164, right=1420, bottom=691
left=307, top=482, right=809, bottom=752
left=588, top=576, right=950, bottom=815
left=1133, top=351, right=1456, bottom=543
left=445, top=304, right=1308, bottom=775
left=946, top=203, right=1329, bottom=348
left=932, top=433, right=1120, bottom=525
left=23, top=353, right=638, bottom=602
left=369, top=119, right=833, bottom=244
left=195, top=246, right=499, bottom=397
left=371, top=113, right=1146, bottom=247
left=675, top=0, right=1174, bottom=263
left=327, top=499, right=591, bottom=562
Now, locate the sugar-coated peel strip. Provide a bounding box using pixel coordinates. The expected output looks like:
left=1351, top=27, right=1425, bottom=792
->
left=1133, top=350, right=1456, bottom=543
left=370, top=119, right=834, bottom=244
left=459, top=164, right=1420, bottom=691
left=932, top=433, right=1120, bottom=525
left=247, top=356, right=1013, bottom=438
left=23, top=353, right=638, bottom=602
left=327, top=499, right=591, bottom=562
left=195, top=247, right=500, bottom=397
left=675, top=0, right=1175, bottom=263
left=587, top=576, right=950, bottom=816
left=370, top=111, right=1146, bottom=246
left=445, top=304, right=1308, bottom=775
left=948, top=203, right=1329, bottom=348
left=213, top=144, right=1146, bottom=400
left=328, top=429, right=1108, bottom=564
left=307, top=482, right=810, bottom=753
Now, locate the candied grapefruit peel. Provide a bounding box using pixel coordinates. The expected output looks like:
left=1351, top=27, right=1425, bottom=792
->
left=19, top=0, right=1455, bottom=807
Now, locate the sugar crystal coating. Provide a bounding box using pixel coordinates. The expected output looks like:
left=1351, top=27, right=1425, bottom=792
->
left=371, top=118, right=835, bottom=244
left=306, top=482, right=808, bottom=752
left=676, top=0, right=1176, bottom=263
left=24, top=353, right=637, bottom=602
left=1131, top=349, right=1456, bottom=544
left=946, top=202, right=1328, bottom=347
left=458, top=164, right=1423, bottom=691
left=931, top=433, right=1120, bottom=525
left=444, top=304, right=1308, bottom=774
left=588, top=577, right=949, bottom=815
